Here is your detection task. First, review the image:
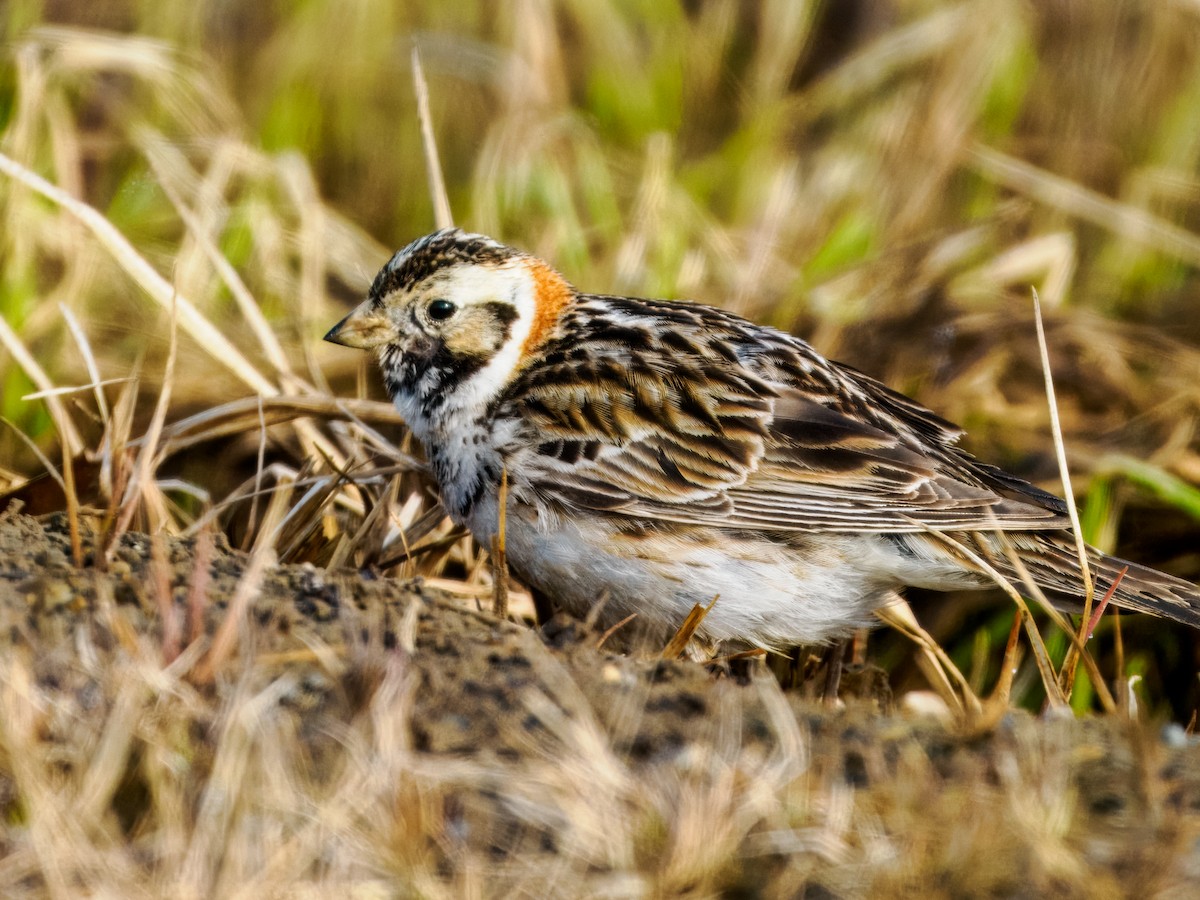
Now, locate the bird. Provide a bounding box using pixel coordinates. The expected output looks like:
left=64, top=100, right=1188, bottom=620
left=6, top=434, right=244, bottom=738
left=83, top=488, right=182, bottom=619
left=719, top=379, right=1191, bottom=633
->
left=324, top=227, right=1200, bottom=650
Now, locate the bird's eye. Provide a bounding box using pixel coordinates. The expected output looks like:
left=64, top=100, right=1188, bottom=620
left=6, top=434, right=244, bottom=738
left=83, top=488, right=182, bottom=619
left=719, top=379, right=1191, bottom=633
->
left=428, top=299, right=457, bottom=321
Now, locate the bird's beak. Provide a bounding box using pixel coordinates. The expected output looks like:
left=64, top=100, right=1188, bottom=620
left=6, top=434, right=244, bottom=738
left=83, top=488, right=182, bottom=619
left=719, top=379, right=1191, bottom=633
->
left=323, top=299, right=390, bottom=350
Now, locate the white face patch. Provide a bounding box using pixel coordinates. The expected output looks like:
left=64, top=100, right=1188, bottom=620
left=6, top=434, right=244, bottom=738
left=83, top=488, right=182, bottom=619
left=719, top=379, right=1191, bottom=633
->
left=409, top=261, right=538, bottom=422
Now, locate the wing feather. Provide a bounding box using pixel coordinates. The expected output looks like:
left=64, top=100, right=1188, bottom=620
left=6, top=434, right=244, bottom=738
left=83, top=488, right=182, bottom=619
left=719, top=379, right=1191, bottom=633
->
left=501, top=295, right=1069, bottom=534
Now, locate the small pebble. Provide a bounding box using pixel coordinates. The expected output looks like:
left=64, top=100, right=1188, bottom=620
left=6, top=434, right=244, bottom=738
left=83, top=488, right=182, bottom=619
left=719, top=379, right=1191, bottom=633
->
left=1161, top=722, right=1190, bottom=749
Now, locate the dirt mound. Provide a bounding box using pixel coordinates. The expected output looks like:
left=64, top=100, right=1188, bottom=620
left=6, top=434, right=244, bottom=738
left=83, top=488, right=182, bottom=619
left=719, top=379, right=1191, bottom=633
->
left=1, top=510, right=1199, bottom=896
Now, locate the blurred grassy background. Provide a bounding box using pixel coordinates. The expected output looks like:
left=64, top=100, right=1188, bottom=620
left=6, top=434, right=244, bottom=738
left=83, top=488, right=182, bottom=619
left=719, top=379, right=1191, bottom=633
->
left=1, top=0, right=1199, bottom=715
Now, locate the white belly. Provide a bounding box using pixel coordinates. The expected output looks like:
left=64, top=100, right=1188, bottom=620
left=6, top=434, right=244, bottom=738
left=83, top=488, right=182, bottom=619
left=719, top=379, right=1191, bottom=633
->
left=467, top=496, right=895, bottom=648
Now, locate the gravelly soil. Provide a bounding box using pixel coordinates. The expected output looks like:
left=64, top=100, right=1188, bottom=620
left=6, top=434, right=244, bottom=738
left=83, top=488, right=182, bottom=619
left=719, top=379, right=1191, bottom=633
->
left=2, top=509, right=1200, bottom=896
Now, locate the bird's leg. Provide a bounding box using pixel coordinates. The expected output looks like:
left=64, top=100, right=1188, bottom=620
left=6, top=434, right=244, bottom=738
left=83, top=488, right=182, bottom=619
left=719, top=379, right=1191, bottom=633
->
left=822, top=639, right=849, bottom=705
left=850, top=627, right=869, bottom=666
left=531, top=586, right=558, bottom=627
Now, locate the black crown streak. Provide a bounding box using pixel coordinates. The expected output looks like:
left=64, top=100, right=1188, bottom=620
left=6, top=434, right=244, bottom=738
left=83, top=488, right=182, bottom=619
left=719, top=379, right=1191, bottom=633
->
left=370, top=229, right=517, bottom=300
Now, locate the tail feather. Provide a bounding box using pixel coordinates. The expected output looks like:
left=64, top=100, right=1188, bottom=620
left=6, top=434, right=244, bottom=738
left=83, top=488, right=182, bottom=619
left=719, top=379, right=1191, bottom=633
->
left=999, top=533, right=1200, bottom=628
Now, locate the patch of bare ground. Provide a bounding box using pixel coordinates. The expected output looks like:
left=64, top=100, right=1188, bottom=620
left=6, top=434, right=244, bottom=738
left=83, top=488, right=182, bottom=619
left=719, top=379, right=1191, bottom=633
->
left=1, top=510, right=1199, bottom=896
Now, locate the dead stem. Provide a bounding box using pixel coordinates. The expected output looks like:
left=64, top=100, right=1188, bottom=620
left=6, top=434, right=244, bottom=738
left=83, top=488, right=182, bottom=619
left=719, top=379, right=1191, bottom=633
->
left=1033, top=288, right=1095, bottom=694
left=491, top=467, right=510, bottom=620
left=411, top=45, right=453, bottom=230
left=595, top=613, right=639, bottom=651
left=661, top=596, right=719, bottom=660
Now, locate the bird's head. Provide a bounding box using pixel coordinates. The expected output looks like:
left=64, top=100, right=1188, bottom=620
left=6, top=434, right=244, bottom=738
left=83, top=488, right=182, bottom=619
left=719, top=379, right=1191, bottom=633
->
left=325, top=228, right=574, bottom=427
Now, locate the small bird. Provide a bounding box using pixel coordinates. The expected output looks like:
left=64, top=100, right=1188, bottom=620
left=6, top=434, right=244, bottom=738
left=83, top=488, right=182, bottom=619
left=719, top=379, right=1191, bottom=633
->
left=325, top=228, right=1200, bottom=649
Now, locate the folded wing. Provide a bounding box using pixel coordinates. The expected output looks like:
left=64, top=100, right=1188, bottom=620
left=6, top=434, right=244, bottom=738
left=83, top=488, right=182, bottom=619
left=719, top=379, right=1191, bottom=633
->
left=505, top=301, right=1068, bottom=534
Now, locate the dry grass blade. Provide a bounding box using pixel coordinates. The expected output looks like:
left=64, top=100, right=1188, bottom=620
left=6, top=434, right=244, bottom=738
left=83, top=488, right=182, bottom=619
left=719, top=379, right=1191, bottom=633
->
left=411, top=45, right=453, bottom=229
left=323, top=401, right=418, bottom=465
left=661, top=595, right=718, bottom=660
left=184, top=462, right=400, bottom=541
left=1114, top=609, right=1128, bottom=716
left=1, top=661, right=93, bottom=897
left=595, top=613, right=638, bottom=650
left=60, top=433, right=82, bottom=567
left=1, top=418, right=68, bottom=496
left=0, top=150, right=278, bottom=397
left=920, top=528, right=1069, bottom=709
left=58, top=304, right=110, bottom=424
left=140, top=135, right=298, bottom=383
left=0, top=302, right=88, bottom=560
left=491, top=468, right=509, bottom=618
left=1, top=8, right=1199, bottom=895
left=58, top=304, right=107, bottom=570
left=374, top=510, right=460, bottom=570
left=794, top=3, right=968, bottom=121
left=139, top=140, right=349, bottom=476
left=73, top=678, right=149, bottom=839
left=272, top=469, right=345, bottom=561
left=151, top=533, right=182, bottom=663
left=111, top=297, right=180, bottom=547
left=177, top=674, right=293, bottom=893
left=987, top=613, right=1024, bottom=709
left=1085, top=566, right=1127, bottom=641
left=148, top=395, right=405, bottom=457
left=247, top=397, right=268, bottom=543
left=876, top=598, right=976, bottom=715
left=21, top=378, right=133, bottom=401
left=707, top=647, right=768, bottom=666
left=194, top=501, right=284, bottom=684
left=326, top=470, right=392, bottom=566
left=998, top=539, right=1116, bottom=713
left=279, top=156, right=331, bottom=372
left=970, top=144, right=1200, bottom=269
left=98, top=372, right=139, bottom=553
left=1032, top=289, right=1095, bottom=693
left=186, top=529, right=215, bottom=646
left=0, top=309, right=84, bottom=455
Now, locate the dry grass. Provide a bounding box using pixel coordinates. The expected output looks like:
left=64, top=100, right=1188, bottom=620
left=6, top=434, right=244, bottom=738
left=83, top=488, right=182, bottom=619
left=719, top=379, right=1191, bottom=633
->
left=1, top=0, right=1200, bottom=893
left=1, top=514, right=1198, bottom=898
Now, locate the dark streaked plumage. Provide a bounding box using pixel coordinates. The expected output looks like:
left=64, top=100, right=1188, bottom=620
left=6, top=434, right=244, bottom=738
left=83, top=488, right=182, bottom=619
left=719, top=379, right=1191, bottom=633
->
left=326, top=227, right=1200, bottom=646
